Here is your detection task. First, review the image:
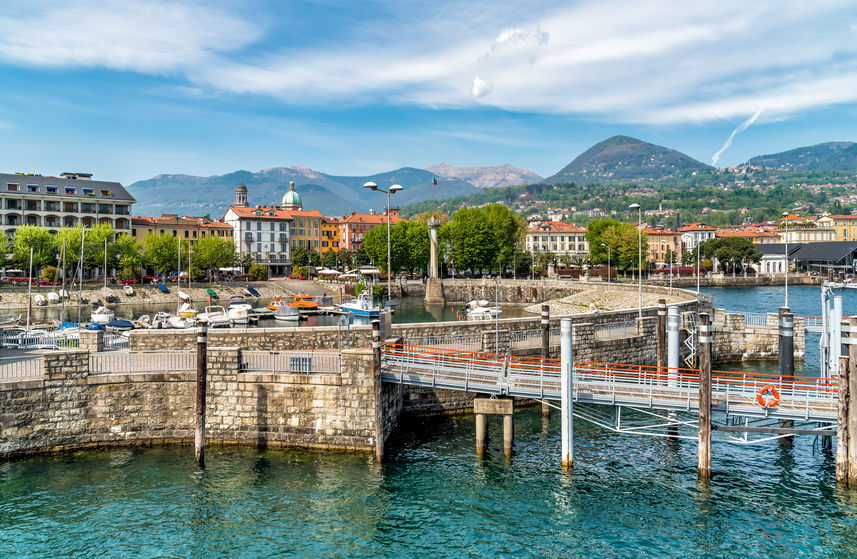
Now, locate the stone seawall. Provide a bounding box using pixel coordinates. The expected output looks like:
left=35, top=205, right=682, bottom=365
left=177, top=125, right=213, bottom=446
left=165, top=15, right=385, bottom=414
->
left=0, top=348, right=397, bottom=459
left=712, top=310, right=806, bottom=362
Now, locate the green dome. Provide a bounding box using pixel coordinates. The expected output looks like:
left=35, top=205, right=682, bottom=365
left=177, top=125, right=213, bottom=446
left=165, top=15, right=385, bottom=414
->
left=282, top=181, right=302, bottom=208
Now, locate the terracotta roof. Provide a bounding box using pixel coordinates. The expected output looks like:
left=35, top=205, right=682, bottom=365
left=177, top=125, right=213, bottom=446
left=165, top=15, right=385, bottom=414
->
left=132, top=215, right=232, bottom=229
left=281, top=209, right=323, bottom=219
left=678, top=223, right=716, bottom=232
left=645, top=227, right=678, bottom=235
left=715, top=228, right=778, bottom=238
left=226, top=205, right=295, bottom=221
left=340, top=212, right=404, bottom=225
left=827, top=214, right=857, bottom=220
left=527, top=221, right=585, bottom=233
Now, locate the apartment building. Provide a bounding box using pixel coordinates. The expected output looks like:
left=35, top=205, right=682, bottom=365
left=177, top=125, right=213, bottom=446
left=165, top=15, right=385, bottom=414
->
left=1, top=172, right=135, bottom=239
left=525, top=221, right=588, bottom=256
left=321, top=217, right=340, bottom=252
left=339, top=209, right=402, bottom=252
left=222, top=185, right=292, bottom=275
left=678, top=223, right=717, bottom=250
left=131, top=214, right=233, bottom=245
left=645, top=227, right=681, bottom=266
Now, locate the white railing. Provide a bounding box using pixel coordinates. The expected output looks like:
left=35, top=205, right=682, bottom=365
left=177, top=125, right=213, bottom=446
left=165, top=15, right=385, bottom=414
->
left=103, top=332, right=130, bottom=351
left=241, top=351, right=341, bottom=374
left=89, top=351, right=197, bottom=375
left=0, top=356, right=43, bottom=380
left=741, top=312, right=768, bottom=326
left=0, top=330, right=79, bottom=350
left=406, top=334, right=483, bottom=352
left=594, top=321, right=638, bottom=341
left=510, top=329, right=541, bottom=349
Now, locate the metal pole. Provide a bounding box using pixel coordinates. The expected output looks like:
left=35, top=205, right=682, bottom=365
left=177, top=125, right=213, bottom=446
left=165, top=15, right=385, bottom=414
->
left=541, top=304, right=550, bottom=418
left=698, top=313, right=712, bottom=480
left=560, top=317, right=573, bottom=469
left=607, top=246, right=610, bottom=285
left=638, top=207, right=642, bottom=319
left=386, top=191, right=392, bottom=302
left=778, top=307, right=794, bottom=377
left=494, top=278, right=499, bottom=352
left=667, top=306, right=680, bottom=388
left=26, top=246, right=33, bottom=331
left=372, top=319, right=384, bottom=462
left=194, top=319, right=208, bottom=468
left=848, top=317, right=857, bottom=485
left=832, top=296, right=843, bottom=379
left=657, top=299, right=666, bottom=375
left=696, top=241, right=700, bottom=296
left=784, top=218, right=789, bottom=308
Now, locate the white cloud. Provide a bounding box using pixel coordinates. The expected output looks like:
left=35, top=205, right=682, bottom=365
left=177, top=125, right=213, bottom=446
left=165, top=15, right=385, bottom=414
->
left=712, top=108, right=764, bottom=165
left=471, top=76, right=492, bottom=98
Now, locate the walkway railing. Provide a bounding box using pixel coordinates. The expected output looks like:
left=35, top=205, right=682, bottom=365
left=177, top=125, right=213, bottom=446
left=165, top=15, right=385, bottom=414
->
left=0, top=331, right=79, bottom=350
left=103, top=332, right=130, bottom=351
left=241, top=351, right=341, bottom=374
left=593, top=321, right=637, bottom=341
left=89, top=351, right=197, bottom=375
left=509, top=328, right=561, bottom=349
left=381, top=343, right=838, bottom=421
left=0, top=355, right=43, bottom=380
left=406, top=334, right=483, bottom=352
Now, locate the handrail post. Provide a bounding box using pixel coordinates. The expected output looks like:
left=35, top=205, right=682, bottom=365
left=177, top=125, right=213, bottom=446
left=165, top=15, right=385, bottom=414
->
left=194, top=319, right=208, bottom=468
left=698, top=313, right=712, bottom=480
left=561, top=317, right=573, bottom=470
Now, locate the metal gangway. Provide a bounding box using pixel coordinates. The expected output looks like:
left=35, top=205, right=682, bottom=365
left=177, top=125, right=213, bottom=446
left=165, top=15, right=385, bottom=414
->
left=380, top=343, right=838, bottom=423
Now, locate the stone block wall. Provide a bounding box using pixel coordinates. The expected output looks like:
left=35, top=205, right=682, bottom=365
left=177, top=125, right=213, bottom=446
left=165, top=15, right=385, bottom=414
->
left=712, top=312, right=805, bottom=363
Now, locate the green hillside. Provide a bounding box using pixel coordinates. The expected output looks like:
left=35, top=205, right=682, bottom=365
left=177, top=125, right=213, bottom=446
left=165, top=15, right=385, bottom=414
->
left=748, top=141, right=857, bottom=170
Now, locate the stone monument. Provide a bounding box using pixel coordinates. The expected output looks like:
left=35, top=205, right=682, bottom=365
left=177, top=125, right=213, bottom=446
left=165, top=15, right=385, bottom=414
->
left=425, top=217, right=445, bottom=304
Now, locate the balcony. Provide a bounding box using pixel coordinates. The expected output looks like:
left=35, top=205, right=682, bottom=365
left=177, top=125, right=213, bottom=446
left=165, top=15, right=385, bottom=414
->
left=80, top=204, right=94, bottom=213
left=114, top=205, right=131, bottom=215
left=279, top=233, right=288, bottom=242
left=244, top=233, right=254, bottom=242
left=25, top=201, right=41, bottom=211
left=64, top=202, right=78, bottom=212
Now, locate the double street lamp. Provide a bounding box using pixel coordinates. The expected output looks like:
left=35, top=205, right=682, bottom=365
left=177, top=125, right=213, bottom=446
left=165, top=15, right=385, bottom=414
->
left=629, top=203, right=642, bottom=319
left=601, top=242, right=611, bottom=285
left=363, top=182, right=403, bottom=303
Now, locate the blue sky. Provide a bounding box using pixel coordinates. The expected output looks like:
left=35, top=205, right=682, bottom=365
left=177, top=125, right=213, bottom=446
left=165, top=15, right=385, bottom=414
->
left=1, top=0, right=857, bottom=185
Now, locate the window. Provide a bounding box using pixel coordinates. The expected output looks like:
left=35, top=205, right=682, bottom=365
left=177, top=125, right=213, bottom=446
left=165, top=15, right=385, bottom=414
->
left=100, top=189, right=111, bottom=197
left=83, top=188, right=94, bottom=196
left=46, top=185, right=58, bottom=193
left=66, top=187, right=76, bottom=194
left=27, top=184, right=39, bottom=192
left=184, top=231, right=189, bottom=238
left=7, top=183, right=19, bottom=191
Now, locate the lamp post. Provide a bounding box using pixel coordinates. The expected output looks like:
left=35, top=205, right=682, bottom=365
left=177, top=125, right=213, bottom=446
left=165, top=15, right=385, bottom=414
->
left=783, top=211, right=789, bottom=308
left=629, top=203, right=642, bottom=319
left=601, top=242, right=611, bottom=285
left=363, top=181, right=403, bottom=304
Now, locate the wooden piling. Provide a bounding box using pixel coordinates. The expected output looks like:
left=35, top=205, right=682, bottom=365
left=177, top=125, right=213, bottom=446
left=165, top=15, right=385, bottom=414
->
left=698, top=313, right=712, bottom=480
left=194, top=320, right=208, bottom=468
left=837, top=355, right=850, bottom=484
left=657, top=299, right=666, bottom=378
left=541, top=304, right=551, bottom=417
left=475, top=413, right=486, bottom=456
left=372, top=320, right=384, bottom=463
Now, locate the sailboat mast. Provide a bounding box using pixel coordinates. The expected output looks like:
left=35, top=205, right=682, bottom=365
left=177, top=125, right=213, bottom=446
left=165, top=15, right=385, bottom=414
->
left=59, top=238, right=66, bottom=323
left=177, top=238, right=181, bottom=314
left=103, top=238, right=107, bottom=289
left=77, top=228, right=85, bottom=325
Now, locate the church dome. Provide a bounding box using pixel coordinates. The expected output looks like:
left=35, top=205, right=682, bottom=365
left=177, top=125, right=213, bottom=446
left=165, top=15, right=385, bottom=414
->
left=281, top=181, right=302, bottom=209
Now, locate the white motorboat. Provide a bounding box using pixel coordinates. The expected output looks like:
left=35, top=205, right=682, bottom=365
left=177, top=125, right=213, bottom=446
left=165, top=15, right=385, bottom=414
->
left=151, top=312, right=171, bottom=329
left=197, top=306, right=232, bottom=328
left=137, top=314, right=152, bottom=328
left=124, top=285, right=135, bottom=296
left=167, top=315, right=196, bottom=329
left=178, top=290, right=191, bottom=301
left=464, top=300, right=502, bottom=321
left=227, top=306, right=249, bottom=325
left=91, top=306, right=115, bottom=325
left=273, top=305, right=301, bottom=322
left=0, top=313, right=21, bottom=327
left=178, top=302, right=198, bottom=318
left=59, top=289, right=69, bottom=299
left=33, top=294, right=47, bottom=306
left=228, top=295, right=253, bottom=312
left=47, top=292, right=60, bottom=304
left=338, top=293, right=380, bottom=317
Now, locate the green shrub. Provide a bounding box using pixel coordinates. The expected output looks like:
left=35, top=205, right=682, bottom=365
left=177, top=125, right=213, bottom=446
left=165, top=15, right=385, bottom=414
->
left=40, top=265, right=57, bottom=283
left=248, top=264, right=269, bottom=281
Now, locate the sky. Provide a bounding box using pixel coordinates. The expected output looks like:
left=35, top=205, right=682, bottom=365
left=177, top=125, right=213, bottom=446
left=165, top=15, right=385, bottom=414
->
left=1, top=0, right=857, bottom=185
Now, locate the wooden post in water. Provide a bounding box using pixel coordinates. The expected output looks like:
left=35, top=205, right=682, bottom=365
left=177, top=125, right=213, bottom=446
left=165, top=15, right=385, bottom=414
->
left=560, top=317, right=574, bottom=470
left=778, top=308, right=795, bottom=445
left=657, top=299, right=667, bottom=378
left=372, top=319, right=384, bottom=463
left=697, top=313, right=712, bottom=480
left=475, top=412, right=486, bottom=456
left=541, top=304, right=551, bottom=418
left=849, top=317, right=857, bottom=485
left=194, top=319, right=208, bottom=468
left=837, top=353, right=850, bottom=485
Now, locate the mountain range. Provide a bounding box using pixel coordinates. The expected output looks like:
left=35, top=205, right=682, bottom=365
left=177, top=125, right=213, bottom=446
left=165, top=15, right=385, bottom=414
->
left=127, top=136, right=857, bottom=217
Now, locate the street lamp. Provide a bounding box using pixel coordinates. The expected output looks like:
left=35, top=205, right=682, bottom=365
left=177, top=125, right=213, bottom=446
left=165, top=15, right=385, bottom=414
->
left=601, top=242, right=611, bottom=285
left=783, top=211, right=789, bottom=308
left=363, top=181, right=403, bottom=305
left=629, top=203, right=642, bottom=319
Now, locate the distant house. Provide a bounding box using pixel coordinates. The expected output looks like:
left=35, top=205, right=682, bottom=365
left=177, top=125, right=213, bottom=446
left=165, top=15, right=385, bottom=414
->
left=525, top=221, right=588, bottom=257
left=679, top=223, right=716, bottom=250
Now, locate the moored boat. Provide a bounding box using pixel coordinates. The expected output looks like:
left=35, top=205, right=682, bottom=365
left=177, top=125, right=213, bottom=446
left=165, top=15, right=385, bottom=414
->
left=290, top=293, right=319, bottom=311
left=337, top=293, right=379, bottom=317
left=33, top=294, right=47, bottom=306
left=267, top=297, right=284, bottom=311
left=228, top=295, right=253, bottom=312
left=106, top=318, right=135, bottom=331
left=47, top=292, right=60, bottom=304
left=124, top=285, right=135, bottom=296
left=178, top=302, right=198, bottom=318
left=91, top=306, right=115, bottom=325
left=273, top=305, right=301, bottom=322
left=246, top=285, right=261, bottom=297
left=197, top=306, right=231, bottom=328
left=167, top=315, right=196, bottom=329
left=464, top=300, right=502, bottom=321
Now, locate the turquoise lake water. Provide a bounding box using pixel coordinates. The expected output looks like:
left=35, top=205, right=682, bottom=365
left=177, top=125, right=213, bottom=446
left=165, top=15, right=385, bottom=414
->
left=3, top=285, right=857, bottom=557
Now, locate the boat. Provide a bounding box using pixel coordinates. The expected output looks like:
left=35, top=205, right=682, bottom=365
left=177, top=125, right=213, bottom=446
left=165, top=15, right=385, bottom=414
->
left=273, top=305, right=301, bottom=322
left=106, top=318, right=135, bottom=331
left=246, top=285, right=261, bottom=298
left=75, top=293, right=88, bottom=304
left=33, top=294, right=47, bottom=306
left=137, top=314, right=152, bottom=328
left=197, top=306, right=231, bottom=328
left=178, top=302, right=198, bottom=318
left=266, top=297, right=284, bottom=311
left=157, top=284, right=169, bottom=294
left=0, top=313, right=20, bottom=328
left=464, top=300, right=502, bottom=321
left=85, top=322, right=106, bottom=331
left=151, top=312, right=171, bottom=329
left=227, top=305, right=249, bottom=325
left=178, top=290, right=190, bottom=301
left=47, top=292, right=60, bottom=304
left=124, top=285, right=135, bottom=296
left=91, top=306, right=115, bottom=324
left=290, top=293, right=319, bottom=310
left=241, top=287, right=252, bottom=297
left=337, top=292, right=379, bottom=317
left=59, top=289, right=69, bottom=299
left=56, top=321, right=78, bottom=330
left=228, top=295, right=253, bottom=312
left=207, top=288, right=218, bottom=299
left=100, top=287, right=117, bottom=303
left=167, top=315, right=196, bottom=329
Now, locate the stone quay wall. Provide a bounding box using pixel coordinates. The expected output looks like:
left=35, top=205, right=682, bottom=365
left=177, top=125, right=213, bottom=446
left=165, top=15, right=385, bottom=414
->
left=712, top=310, right=806, bottom=363
left=0, top=347, right=394, bottom=459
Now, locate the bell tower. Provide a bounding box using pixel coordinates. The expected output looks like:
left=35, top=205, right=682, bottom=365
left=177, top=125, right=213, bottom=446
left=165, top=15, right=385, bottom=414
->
left=235, top=184, right=248, bottom=206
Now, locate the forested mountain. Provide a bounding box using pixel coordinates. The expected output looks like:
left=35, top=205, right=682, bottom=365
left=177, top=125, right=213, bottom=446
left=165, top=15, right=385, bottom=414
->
left=748, top=142, right=857, bottom=170
left=426, top=163, right=543, bottom=189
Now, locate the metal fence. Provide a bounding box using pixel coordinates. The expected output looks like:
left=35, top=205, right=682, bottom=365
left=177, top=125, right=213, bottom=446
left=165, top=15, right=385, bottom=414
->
left=0, top=330, right=79, bottom=350
left=89, top=351, right=197, bottom=375
left=241, top=351, right=341, bottom=374
left=0, top=355, right=43, bottom=380
left=593, top=320, right=638, bottom=341
left=405, top=334, right=483, bottom=352
left=509, top=328, right=561, bottom=349
left=740, top=312, right=768, bottom=326
left=103, top=332, right=130, bottom=351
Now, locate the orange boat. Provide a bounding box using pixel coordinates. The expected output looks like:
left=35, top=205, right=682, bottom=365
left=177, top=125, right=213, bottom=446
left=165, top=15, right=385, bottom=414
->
left=289, top=293, right=318, bottom=310
left=267, top=297, right=283, bottom=311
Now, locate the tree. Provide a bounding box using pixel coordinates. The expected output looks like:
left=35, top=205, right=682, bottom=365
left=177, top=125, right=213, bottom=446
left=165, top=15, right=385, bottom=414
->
left=321, top=249, right=338, bottom=269
left=192, top=235, right=235, bottom=279
left=586, top=218, right=622, bottom=264
left=248, top=264, right=268, bottom=281
left=240, top=252, right=255, bottom=272
left=84, top=223, right=117, bottom=274
left=115, top=233, right=142, bottom=272
left=0, top=235, right=11, bottom=265
left=483, top=204, right=525, bottom=273
left=353, top=247, right=370, bottom=267
left=143, top=233, right=178, bottom=279
left=292, top=246, right=308, bottom=266
left=700, top=237, right=762, bottom=275
left=601, top=223, right=647, bottom=271
left=404, top=221, right=430, bottom=275
left=362, top=226, right=391, bottom=272
left=12, top=226, right=55, bottom=270
left=338, top=249, right=353, bottom=270
left=307, top=249, right=321, bottom=267
left=442, top=208, right=495, bottom=271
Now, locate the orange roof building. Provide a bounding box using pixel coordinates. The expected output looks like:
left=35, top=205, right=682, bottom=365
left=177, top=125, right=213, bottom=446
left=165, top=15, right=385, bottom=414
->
left=645, top=227, right=681, bottom=265
left=223, top=202, right=294, bottom=275
left=132, top=214, right=233, bottom=246
left=339, top=209, right=403, bottom=252
left=678, top=223, right=716, bottom=249
left=525, top=221, right=588, bottom=256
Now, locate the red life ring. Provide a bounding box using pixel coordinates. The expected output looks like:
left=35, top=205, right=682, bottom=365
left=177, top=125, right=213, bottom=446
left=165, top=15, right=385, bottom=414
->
left=756, top=385, right=779, bottom=408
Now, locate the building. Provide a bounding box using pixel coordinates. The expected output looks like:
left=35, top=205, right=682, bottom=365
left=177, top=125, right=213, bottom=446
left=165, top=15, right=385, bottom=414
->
left=678, top=223, right=716, bottom=250
left=816, top=214, right=857, bottom=242
left=321, top=217, right=340, bottom=253
left=339, top=209, right=403, bottom=252
left=778, top=214, right=835, bottom=244
left=715, top=226, right=780, bottom=245
left=754, top=244, right=800, bottom=276
left=1, top=172, right=135, bottom=239
left=525, top=221, right=588, bottom=256
left=131, top=215, right=233, bottom=245
left=222, top=185, right=292, bottom=276
left=276, top=181, right=323, bottom=252
left=645, top=226, right=681, bottom=267
left=790, top=241, right=857, bottom=274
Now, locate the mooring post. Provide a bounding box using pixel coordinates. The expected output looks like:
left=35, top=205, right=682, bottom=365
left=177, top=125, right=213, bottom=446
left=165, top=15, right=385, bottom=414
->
left=848, top=317, right=857, bottom=485
left=194, top=319, right=208, bottom=468
left=541, top=304, right=551, bottom=417
left=657, top=299, right=667, bottom=379
left=778, top=308, right=795, bottom=443
left=475, top=412, right=486, bottom=456
left=560, top=317, right=574, bottom=470
left=667, top=306, right=680, bottom=388
left=837, top=353, right=850, bottom=485
left=503, top=409, right=515, bottom=457
left=698, top=313, right=712, bottom=480
left=372, top=319, right=384, bottom=463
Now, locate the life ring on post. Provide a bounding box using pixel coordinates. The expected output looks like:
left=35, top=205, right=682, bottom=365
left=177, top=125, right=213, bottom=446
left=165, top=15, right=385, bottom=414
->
left=756, top=385, right=780, bottom=408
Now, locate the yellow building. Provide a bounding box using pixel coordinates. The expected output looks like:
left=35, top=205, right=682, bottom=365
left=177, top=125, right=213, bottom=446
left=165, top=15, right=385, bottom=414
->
left=645, top=227, right=681, bottom=266
left=321, top=217, right=340, bottom=253
left=131, top=214, right=233, bottom=246
left=780, top=214, right=834, bottom=243
left=816, top=214, right=857, bottom=241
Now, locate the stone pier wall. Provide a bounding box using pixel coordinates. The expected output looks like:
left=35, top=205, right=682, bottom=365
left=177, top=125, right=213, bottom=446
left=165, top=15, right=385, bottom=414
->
left=711, top=310, right=805, bottom=363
